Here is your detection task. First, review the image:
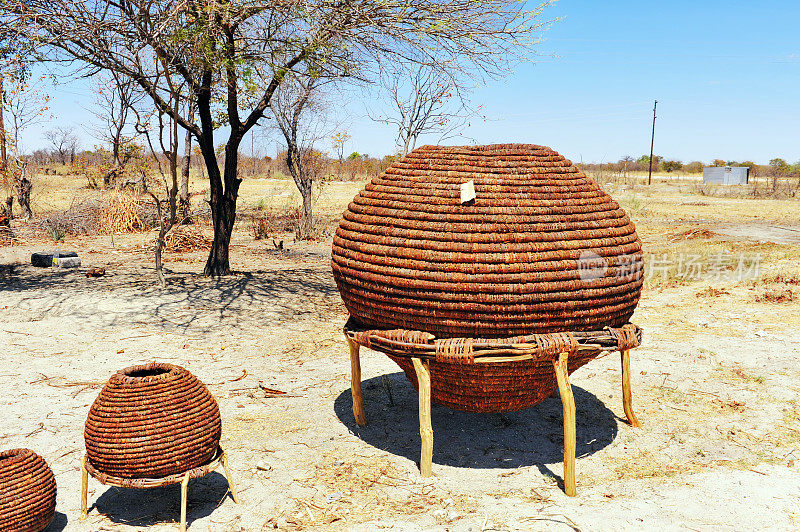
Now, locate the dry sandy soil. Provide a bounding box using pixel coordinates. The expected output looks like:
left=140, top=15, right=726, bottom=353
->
left=1, top=176, right=800, bottom=531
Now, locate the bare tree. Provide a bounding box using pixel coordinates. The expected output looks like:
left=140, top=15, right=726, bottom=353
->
left=2, top=70, right=50, bottom=156
left=6, top=0, right=553, bottom=275
left=44, top=126, right=78, bottom=165
left=1, top=57, right=49, bottom=217
left=375, top=65, right=478, bottom=156
left=0, top=66, right=9, bottom=214
left=87, top=72, right=142, bottom=187
left=134, top=76, right=184, bottom=285
left=330, top=131, right=350, bottom=180
left=270, top=75, right=330, bottom=239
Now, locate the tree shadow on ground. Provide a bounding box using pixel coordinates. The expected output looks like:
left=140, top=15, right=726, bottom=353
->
left=88, top=471, right=233, bottom=528
left=0, top=264, right=341, bottom=333
left=334, top=372, right=620, bottom=472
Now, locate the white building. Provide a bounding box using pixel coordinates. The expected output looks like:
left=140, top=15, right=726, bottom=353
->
left=703, top=166, right=749, bottom=185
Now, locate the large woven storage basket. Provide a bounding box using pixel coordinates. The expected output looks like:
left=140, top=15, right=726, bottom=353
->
left=0, top=448, right=57, bottom=532
left=333, top=144, right=643, bottom=338
left=332, top=144, right=644, bottom=412
left=85, top=363, right=221, bottom=479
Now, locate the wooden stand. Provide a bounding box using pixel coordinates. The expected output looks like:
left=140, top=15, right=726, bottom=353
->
left=80, top=447, right=238, bottom=531
left=552, top=351, right=577, bottom=496
left=348, top=337, right=367, bottom=427
left=621, top=349, right=641, bottom=427
left=345, top=328, right=642, bottom=496
left=411, top=357, right=433, bottom=477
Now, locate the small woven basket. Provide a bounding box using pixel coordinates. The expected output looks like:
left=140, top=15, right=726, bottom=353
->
left=0, top=448, right=57, bottom=532
left=85, top=362, right=221, bottom=479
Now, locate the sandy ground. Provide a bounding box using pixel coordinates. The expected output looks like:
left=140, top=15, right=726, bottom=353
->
left=2, top=179, right=800, bottom=531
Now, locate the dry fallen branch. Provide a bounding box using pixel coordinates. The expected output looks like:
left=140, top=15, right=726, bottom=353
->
left=160, top=225, right=212, bottom=253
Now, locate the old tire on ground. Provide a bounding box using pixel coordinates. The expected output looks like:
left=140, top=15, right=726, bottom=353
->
left=31, top=251, right=78, bottom=267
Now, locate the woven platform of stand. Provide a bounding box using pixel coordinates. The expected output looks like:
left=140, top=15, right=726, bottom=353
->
left=346, top=318, right=641, bottom=413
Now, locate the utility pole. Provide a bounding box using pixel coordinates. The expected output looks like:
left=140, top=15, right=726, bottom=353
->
left=648, top=100, right=657, bottom=185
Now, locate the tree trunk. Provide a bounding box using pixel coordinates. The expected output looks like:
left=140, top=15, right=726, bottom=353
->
left=402, top=135, right=412, bottom=157
left=168, top=153, right=178, bottom=227
left=1, top=196, right=12, bottom=224
left=103, top=167, right=118, bottom=189
left=14, top=165, right=32, bottom=219
left=0, top=78, right=9, bottom=221
left=146, top=190, right=169, bottom=285
left=203, top=140, right=241, bottom=276
left=298, top=184, right=313, bottom=239
left=298, top=183, right=314, bottom=240
left=179, top=100, right=194, bottom=221
left=16, top=176, right=32, bottom=218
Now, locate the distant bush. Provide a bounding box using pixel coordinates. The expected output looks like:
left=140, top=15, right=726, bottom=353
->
left=684, top=161, right=703, bottom=173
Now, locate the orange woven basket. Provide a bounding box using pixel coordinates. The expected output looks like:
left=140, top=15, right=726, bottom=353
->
left=84, top=363, right=221, bottom=479
left=0, top=448, right=57, bottom=532
left=332, top=144, right=644, bottom=412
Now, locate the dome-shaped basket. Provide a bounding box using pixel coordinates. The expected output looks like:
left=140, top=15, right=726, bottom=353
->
left=333, top=144, right=645, bottom=412
left=0, top=448, right=57, bottom=532
left=84, top=363, right=221, bottom=479
left=332, top=144, right=643, bottom=339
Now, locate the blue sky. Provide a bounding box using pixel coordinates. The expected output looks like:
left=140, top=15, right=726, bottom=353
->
left=18, top=0, right=800, bottom=164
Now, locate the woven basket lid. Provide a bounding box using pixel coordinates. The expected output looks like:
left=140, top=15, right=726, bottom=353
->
left=332, top=144, right=643, bottom=338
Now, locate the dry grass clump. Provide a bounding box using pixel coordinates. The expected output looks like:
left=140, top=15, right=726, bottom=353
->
left=0, top=225, right=15, bottom=246
left=96, top=192, right=149, bottom=233
left=759, top=273, right=800, bottom=285
left=251, top=207, right=300, bottom=239
left=695, top=287, right=730, bottom=298
left=612, top=449, right=698, bottom=481
left=41, top=192, right=155, bottom=238
left=754, top=288, right=795, bottom=303
left=713, top=361, right=767, bottom=385
left=669, top=228, right=719, bottom=242
left=40, top=199, right=99, bottom=236
left=270, top=453, right=476, bottom=530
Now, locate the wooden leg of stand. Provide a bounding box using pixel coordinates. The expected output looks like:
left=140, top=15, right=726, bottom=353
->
left=180, top=471, right=190, bottom=532
left=621, top=349, right=642, bottom=428
left=411, top=357, right=433, bottom=477
left=80, top=455, right=88, bottom=520
left=220, top=449, right=240, bottom=504
left=553, top=352, right=577, bottom=497
left=348, top=337, right=367, bottom=426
